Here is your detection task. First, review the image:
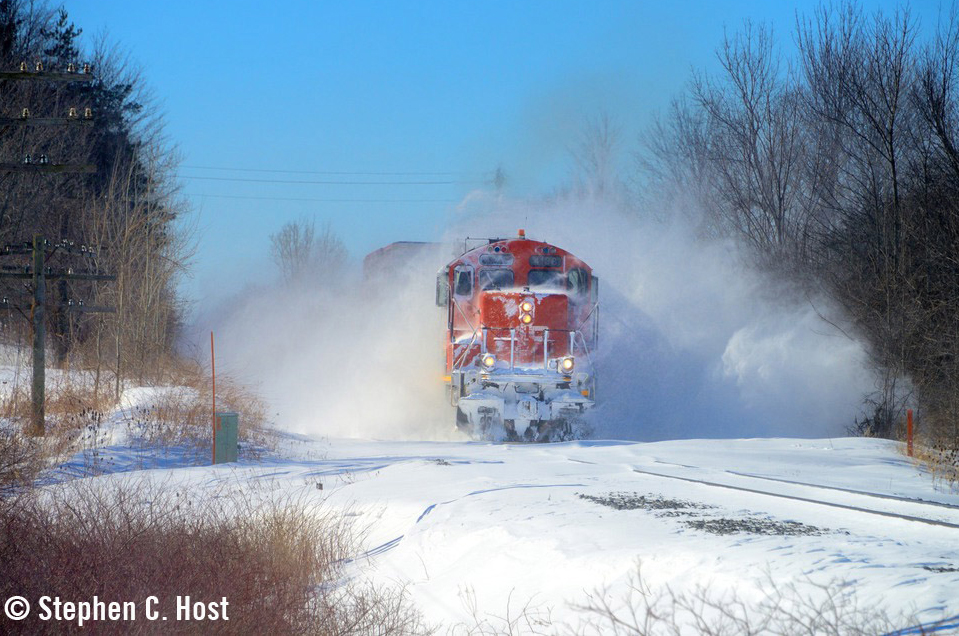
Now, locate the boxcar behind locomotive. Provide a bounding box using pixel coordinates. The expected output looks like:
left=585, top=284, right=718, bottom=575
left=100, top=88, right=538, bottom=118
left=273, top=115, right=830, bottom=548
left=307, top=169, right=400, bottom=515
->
left=436, top=230, right=598, bottom=441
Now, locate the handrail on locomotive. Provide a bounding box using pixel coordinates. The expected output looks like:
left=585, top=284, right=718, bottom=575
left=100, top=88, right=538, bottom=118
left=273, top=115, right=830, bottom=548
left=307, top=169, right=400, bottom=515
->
left=448, top=299, right=599, bottom=373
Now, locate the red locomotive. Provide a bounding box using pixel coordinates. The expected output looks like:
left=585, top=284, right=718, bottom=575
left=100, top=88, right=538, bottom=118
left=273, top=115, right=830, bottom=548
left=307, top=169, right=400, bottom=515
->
left=436, top=230, right=598, bottom=440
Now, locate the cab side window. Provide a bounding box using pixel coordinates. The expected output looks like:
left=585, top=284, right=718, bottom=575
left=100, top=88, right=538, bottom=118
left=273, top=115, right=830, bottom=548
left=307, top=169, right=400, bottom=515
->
left=453, top=265, right=473, bottom=297
left=567, top=268, right=590, bottom=299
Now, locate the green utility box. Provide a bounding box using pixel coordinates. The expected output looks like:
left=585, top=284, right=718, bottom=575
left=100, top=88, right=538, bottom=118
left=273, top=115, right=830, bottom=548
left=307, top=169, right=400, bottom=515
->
left=214, top=412, right=238, bottom=464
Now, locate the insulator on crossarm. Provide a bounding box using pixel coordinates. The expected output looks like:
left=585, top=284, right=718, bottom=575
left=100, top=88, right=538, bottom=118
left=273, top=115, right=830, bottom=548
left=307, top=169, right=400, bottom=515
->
left=20, top=108, right=29, bottom=119
left=23, top=154, right=32, bottom=164
left=82, top=63, right=91, bottom=74
left=68, top=107, right=78, bottom=118
left=19, top=61, right=27, bottom=72
left=35, top=61, right=42, bottom=72
left=38, top=155, right=48, bottom=165
left=67, top=62, right=76, bottom=72
left=83, top=108, right=92, bottom=119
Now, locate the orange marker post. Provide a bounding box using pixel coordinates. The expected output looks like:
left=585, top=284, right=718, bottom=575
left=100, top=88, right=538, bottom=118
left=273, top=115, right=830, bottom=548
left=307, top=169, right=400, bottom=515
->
left=211, top=331, right=217, bottom=464
left=906, top=408, right=914, bottom=457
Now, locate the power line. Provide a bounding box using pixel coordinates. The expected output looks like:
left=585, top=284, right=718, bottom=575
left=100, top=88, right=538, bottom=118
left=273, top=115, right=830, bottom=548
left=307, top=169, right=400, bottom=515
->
left=185, top=192, right=458, bottom=203
left=181, top=164, right=488, bottom=177
left=177, top=175, right=478, bottom=185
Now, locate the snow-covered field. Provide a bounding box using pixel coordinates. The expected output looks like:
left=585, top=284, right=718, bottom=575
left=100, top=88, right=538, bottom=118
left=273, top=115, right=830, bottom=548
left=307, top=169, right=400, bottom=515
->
left=36, top=392, right=959, bottom=634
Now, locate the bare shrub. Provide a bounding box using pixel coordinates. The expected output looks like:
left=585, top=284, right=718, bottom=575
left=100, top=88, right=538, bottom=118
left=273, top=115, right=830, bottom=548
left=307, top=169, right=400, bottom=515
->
left=572, top=564, right=919, bottom=636
left=0, top=478, right=429, bottom=634
left=1, top=369, right=106, bottom=489
left=0, top=426, right=44, bottom=492
left=447, top=586, right=554, bottom=635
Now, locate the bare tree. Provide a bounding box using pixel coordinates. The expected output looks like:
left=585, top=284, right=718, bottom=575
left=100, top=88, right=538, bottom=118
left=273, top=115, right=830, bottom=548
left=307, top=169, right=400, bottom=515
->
left=639, top=22, right=810, bottom=261
left=693, top=21, right=809, bottom=261
left=270, top=218, right=347, bottom=287
left=571, top=113, right=623, bottom=200
left=0, top=2, right=188, bottom=387
left=637, top=96, right=717, bottom=228
left=635, top=2, right=959, bottom=448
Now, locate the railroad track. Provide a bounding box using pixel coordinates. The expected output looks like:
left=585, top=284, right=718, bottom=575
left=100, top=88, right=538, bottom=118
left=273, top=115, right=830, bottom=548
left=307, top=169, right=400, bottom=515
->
left=631, top=466, right=959, bottom=530
left=724, top=469, right=959, bottom=511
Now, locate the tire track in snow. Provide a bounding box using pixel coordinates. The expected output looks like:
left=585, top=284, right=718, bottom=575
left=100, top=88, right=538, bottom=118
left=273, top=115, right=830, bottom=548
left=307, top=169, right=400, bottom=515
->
left=353, top=483, right=588, bottom=563
left=415, top=483, right=588, bottom=523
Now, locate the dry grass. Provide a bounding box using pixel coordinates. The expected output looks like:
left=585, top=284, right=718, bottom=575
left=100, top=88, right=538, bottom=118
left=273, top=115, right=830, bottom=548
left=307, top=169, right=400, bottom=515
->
left=1, top=355, right=277, bottom=486
left=909, top=443, right=959, bottom=493
left=891, top=403, right=959, bottom=492
left=0, top=478, right=430, bottom=635
left=117, top=358, right=275, bottom=462
left=1, top=354, right=428, bottom=633
left=0, top=371, right=107, bottom=491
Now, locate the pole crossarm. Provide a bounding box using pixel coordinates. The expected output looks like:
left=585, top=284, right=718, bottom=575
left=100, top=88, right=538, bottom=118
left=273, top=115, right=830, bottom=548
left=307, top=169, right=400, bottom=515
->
left=54, top=272, right=116, bottom=281
left=0, top=269, right=115, bottom=281
left=49, top=242, right=104, bottom=256
left=0, top=71, right=94, bottom=81
left=2, top=241, right=107, bottom=256
left=1, top=304, right=114, bottom=313
left=0, top=163, right=96, bottom=173
left=0, top=117, right=93, bottom=127
left=63, top=304, right=115, bottom=313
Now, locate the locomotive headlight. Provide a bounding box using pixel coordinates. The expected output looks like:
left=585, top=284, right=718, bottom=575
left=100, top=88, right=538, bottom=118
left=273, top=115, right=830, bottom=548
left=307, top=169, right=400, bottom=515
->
left=560, top=356, right=575, bottom=373
left=481, top=354, right=496, bottom=369
left=520, top=300, right=533, bottom=313
left=520, top=313, right=533, bottom=324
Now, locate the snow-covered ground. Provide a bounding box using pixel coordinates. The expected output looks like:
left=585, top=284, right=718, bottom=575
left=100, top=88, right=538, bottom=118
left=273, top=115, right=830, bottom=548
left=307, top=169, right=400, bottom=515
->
left=33, top=392, right=959, bottom=634
left=286, top=436, right=959, bottom=632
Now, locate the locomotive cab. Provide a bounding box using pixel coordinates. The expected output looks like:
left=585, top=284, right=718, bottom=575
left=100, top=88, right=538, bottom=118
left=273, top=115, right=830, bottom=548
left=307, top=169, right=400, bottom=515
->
left=438, top=230, right=598, bottom=441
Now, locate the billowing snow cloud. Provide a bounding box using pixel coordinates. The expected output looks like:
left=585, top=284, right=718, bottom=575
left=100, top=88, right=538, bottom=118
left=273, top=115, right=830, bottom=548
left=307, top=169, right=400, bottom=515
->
left=200, top=188, right=873, bottom=441
left=447, top=190, right=874, bottom=440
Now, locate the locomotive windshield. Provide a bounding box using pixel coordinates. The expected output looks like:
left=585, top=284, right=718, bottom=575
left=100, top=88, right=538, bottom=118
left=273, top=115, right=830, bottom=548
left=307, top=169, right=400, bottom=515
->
left=528, top=269, right=566, bottom=290
left=478, top=268, right=514, bottom=291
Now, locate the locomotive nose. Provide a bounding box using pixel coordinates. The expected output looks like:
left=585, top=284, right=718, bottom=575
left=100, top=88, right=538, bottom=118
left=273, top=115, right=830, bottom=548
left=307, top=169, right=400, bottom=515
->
left=478, top=291, right=569, bottom=329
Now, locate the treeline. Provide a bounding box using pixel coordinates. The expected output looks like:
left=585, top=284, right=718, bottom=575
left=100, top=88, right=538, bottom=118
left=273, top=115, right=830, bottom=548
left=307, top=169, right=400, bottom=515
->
left=0, top=0, right=187, bottom=394
left=640, top=3, right=959, bottom=448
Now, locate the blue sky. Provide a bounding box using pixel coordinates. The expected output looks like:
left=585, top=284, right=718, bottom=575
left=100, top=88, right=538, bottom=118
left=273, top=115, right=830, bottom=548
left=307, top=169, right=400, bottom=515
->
left=68, top=0, right=945, bottom=305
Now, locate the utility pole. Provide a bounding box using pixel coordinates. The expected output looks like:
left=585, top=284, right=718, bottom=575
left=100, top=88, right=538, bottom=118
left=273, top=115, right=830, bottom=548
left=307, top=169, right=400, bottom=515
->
left=0, top=61, right=100, bottom=435
left=0, top=239, right=115, bottom=435
left=32, top=235, right=45, bottom=435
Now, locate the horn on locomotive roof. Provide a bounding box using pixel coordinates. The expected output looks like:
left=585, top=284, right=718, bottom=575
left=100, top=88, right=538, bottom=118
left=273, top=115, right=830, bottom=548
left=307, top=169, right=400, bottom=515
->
left=518, top=229, right=526, bottom=239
